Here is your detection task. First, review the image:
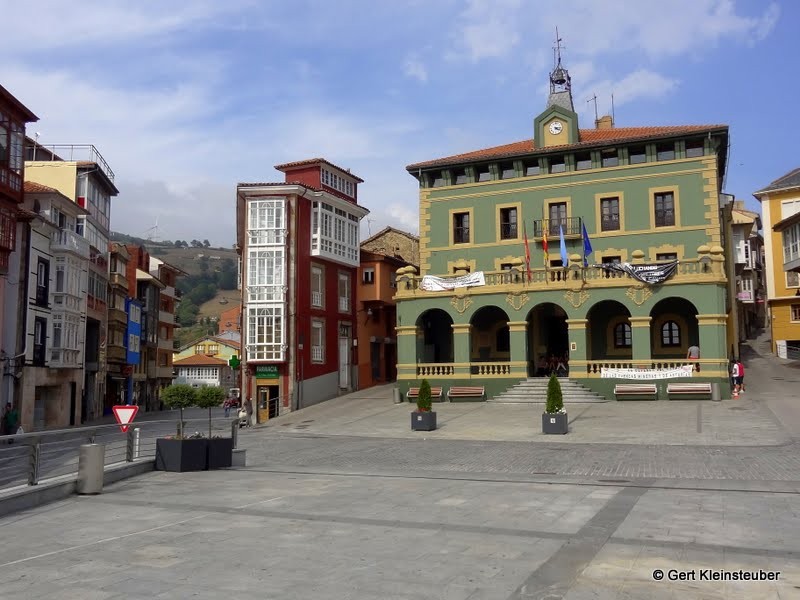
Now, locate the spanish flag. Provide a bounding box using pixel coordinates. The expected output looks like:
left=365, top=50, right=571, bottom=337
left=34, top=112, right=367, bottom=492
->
left=542, top=228, right=549, bottom=267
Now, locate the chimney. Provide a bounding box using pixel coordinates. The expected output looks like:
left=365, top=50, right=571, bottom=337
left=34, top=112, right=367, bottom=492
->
left=595, top=115, right=614, bottom=130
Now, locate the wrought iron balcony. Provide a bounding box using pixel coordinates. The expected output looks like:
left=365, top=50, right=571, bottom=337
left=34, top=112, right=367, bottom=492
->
left=532, top=217, right=582, bottom=238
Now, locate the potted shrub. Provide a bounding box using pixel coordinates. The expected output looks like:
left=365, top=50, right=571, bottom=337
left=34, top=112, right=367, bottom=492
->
left=542, top=373, right=568, bottom=434
left=411, top=379, right=437, bottom=432
left=196, top=385, right=233, bottom=469
left=156, top=384, right=207, bottom=472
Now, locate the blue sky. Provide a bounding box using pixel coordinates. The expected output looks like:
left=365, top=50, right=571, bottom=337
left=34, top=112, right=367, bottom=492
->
left=2, top=0, right=794, bottom=246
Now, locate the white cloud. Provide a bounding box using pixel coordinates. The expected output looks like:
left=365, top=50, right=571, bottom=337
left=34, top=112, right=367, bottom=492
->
left=0, top=0, right=249, bottom=52
left=403, top=55, right=429, bottom=83
left=449, top=0, right=780, bottom=62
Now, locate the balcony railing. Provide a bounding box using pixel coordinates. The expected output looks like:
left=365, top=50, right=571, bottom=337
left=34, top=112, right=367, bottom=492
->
left=51, top=229, right=90, bottom=259
left=311, top=347, right=324, bottom=362
left=311, top=291, right=323, bottom=307
left=29, top=144, right=115, bottom=182
left=417, top=363, right=455, bottom=377
left=338, top=297, right=350, bottom=312
left=49, top=349, right=81, bottom=369
left=532, top=217, right=582, bottom=238
left=396, top=258, right=719, bottom=297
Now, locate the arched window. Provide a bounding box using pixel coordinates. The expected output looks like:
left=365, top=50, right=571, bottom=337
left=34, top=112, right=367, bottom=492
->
left=614, top=322, right=631, bottom=348
left=661, top=320, right=680, bottom=346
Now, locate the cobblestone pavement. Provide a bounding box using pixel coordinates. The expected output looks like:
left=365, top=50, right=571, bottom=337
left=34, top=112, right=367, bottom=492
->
left=241, top=431, right=800, bottom=483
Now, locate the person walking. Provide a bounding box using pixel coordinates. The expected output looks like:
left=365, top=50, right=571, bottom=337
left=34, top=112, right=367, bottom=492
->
left=731, top=360, right=741, bottom=396
left=243, top=397, right=253, bottom=427
left=737, top=359, right=746, bottom=392
left=2, top=402, right=19, bottom=436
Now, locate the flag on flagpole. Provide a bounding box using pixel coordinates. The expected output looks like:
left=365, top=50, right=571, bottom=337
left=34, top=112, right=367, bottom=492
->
left=523, top=221, right=531, bottom=282
left=581, top=222, right=593, bottom=267
left=559, top=224, right=568, bottom=267
left=542, top=228, right=549, bottom=267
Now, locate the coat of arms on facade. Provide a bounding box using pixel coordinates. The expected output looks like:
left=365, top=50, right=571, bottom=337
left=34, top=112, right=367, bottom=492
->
left=625, top=285, right=653, bottom=306
left=450, top=295, right=472, bottom=314
left=505, top=292, right=529, bottom=311
left=564, top=290, right=589, bottom=308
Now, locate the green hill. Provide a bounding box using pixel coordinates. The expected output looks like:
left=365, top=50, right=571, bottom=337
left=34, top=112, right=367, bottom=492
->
left=111, top=232, right=240, bottom=347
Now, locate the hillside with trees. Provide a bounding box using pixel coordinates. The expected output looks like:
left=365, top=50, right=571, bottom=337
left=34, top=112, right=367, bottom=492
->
left=110, top=232, right=240, bottom=347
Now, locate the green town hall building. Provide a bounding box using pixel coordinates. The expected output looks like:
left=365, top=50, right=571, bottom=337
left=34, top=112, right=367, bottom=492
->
left=394, top=53, right=733, bottom=401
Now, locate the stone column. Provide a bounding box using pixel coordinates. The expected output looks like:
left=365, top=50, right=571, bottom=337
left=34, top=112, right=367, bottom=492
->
left=508, top=321, right=529, bottom=377
left=629, top=316, right=653, bottom=365
left=452, top=323, right=472, bottom=377
left=395, top=325, right=419, bottom=380
left=697, top=314, right=728, bottom=374
left=566, top=319, right=588, bottom=361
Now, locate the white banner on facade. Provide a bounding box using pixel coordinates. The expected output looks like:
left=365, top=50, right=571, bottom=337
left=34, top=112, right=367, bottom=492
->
left=601, top=364, right=695, bottom=379
left=420, top=271, right=486, bottom=291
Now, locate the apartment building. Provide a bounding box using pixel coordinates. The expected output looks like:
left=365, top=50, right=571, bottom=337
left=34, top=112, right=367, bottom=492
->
left=25, top=142, right=118, bottom=420
left=0, top=86, right=37, bottom=429
left=755, top=168, right=800, bottom=358
left=236, top=158, right=369, bottom=419
left=14, top=182, right=89, bottom=429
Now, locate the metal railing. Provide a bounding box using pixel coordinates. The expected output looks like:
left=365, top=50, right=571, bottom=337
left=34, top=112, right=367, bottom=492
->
left=28, top=144, right=115, bottom=182
left=0, top=417, right=238, bottom=493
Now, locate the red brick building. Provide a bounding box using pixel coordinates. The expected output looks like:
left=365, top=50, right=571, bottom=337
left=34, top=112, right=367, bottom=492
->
left=236, top=159, right=369, bottom=420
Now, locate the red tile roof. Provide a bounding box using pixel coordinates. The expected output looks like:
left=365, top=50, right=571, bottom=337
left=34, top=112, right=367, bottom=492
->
left=173, top=354, right=229, bottom=367
left=23, top=181, right=59, bottom=194
left=274, top=158, right=364, bottom=183
left=406, top=124, right=727, bottom=170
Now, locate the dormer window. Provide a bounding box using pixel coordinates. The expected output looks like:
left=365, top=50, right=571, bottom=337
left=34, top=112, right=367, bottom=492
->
left=575, top=152, right=592, bottom=170
left=549, top=157, right=565, bottom=174
left=685, top=139, right=704, bottom=158
left=656, top=143, right=675, bottom=161
left=629, top=146, right=647, bottom=164
left=601, top=149, right=619, bottom=167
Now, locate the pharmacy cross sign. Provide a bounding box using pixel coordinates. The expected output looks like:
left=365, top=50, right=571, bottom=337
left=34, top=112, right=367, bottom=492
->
left=228, top=355, right=240, bottom=369
left=112, top=405, right=139, bottom=433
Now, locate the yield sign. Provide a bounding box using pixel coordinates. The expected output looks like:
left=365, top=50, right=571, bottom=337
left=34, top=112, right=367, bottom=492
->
left=112, top=405, right=139, bottom=433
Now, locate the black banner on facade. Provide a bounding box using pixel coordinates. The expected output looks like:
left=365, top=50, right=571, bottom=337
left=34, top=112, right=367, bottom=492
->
left=597, top=261, right=679, bottom=285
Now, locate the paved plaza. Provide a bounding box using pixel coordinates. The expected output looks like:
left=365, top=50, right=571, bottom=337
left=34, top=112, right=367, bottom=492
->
left=1, top=340, right=800, bottom=599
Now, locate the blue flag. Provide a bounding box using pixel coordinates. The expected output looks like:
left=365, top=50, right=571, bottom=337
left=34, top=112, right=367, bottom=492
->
left=581, top=222, right=593, bottom=267
left=559, top=224, right=568, bottom=267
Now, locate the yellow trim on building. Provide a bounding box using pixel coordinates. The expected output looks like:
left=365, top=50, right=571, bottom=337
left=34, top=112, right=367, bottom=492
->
left=448, top=206, right=475, bottom=248
left=495, top=201, right=522, bottom=243
left=594, top=190, right=625, bottom=235
left=647, top=184, right=682, bottom=230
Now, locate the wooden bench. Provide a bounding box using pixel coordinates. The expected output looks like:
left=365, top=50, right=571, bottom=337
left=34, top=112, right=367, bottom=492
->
left=666, top=382, right=713, bottom=399
left=613, top=384, right=658, bottom=400
left=407, top=387, right=443, bottom=402
left=447, top=386, right=486, bottom=402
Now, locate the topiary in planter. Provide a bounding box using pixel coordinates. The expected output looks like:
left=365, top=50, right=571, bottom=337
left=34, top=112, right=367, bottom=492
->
left=545, top=373, right=564, bottom=414
left=161, top=384, right=197, bottom=438
left=417, top=379, right=432, bottom=412
left=195, top=385, right=226, bottom=439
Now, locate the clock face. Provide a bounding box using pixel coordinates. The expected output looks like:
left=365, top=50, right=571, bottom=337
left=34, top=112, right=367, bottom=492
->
left=549, top=121, right=563, bottom=135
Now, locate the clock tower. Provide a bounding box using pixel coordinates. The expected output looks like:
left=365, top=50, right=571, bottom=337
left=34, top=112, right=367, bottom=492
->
left=533, top=30, right=579, bottom=148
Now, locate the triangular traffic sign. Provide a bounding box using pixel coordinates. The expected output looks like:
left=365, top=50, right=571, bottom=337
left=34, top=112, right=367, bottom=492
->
left=112, top=405, right=139, bottom=433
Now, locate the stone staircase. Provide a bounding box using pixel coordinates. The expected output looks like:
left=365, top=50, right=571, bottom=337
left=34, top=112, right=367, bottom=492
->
left=489, top=378, right=608, bottom=403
